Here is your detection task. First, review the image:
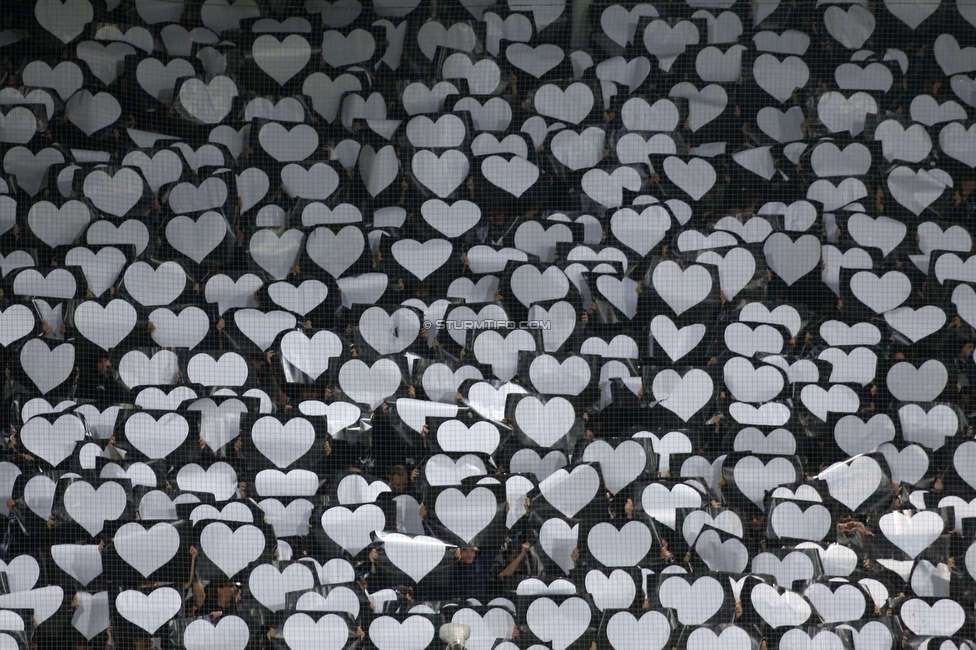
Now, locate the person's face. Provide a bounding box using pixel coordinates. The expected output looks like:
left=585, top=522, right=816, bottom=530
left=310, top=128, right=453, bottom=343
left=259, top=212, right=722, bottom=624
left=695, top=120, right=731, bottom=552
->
left=97, top=358, right=112, bottom=376
left=461, top=549, right=476, bottom=564
left=390, top=475, right=408, bottom=492
left=962, top=343, right=974, bottom=358
left=218, top=583, right=239, bottom=599
left=134, top=639, right=154, bottom=650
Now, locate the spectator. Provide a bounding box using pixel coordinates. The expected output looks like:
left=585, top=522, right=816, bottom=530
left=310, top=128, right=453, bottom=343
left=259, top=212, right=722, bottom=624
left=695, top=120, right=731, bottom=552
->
left=203, top=578, right=243, bottom=619
left=447, top=544, right=489, bottom=600
left=76, top=357, right=124, bottom=404
left=494, top=537, right=540, bottom=594
left=388, top=464, right=420, bottom=498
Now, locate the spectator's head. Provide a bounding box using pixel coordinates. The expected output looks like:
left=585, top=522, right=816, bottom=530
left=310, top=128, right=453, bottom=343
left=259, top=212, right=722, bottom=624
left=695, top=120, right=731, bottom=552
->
left=960, top=338, right=975, bottom=360
left=389, top=465, right=409, bottom=492
left=96, top=357, right=112, bottom=377
left=749, top=514, right=764, bottom=532
left=460, top=545, right=477, bottom=564
left=210, top=578, right=241, bottom=607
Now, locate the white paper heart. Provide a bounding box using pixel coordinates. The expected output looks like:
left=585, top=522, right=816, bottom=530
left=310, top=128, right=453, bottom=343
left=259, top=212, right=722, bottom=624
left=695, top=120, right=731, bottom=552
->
left=114, top=522, right=180, bottom=578
left=116, top=587, right=181, bottom=634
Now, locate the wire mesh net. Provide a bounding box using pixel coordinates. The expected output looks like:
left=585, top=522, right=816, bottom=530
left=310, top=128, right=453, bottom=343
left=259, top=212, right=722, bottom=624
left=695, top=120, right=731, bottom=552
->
left=0, top=0, right=973, bottom=649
